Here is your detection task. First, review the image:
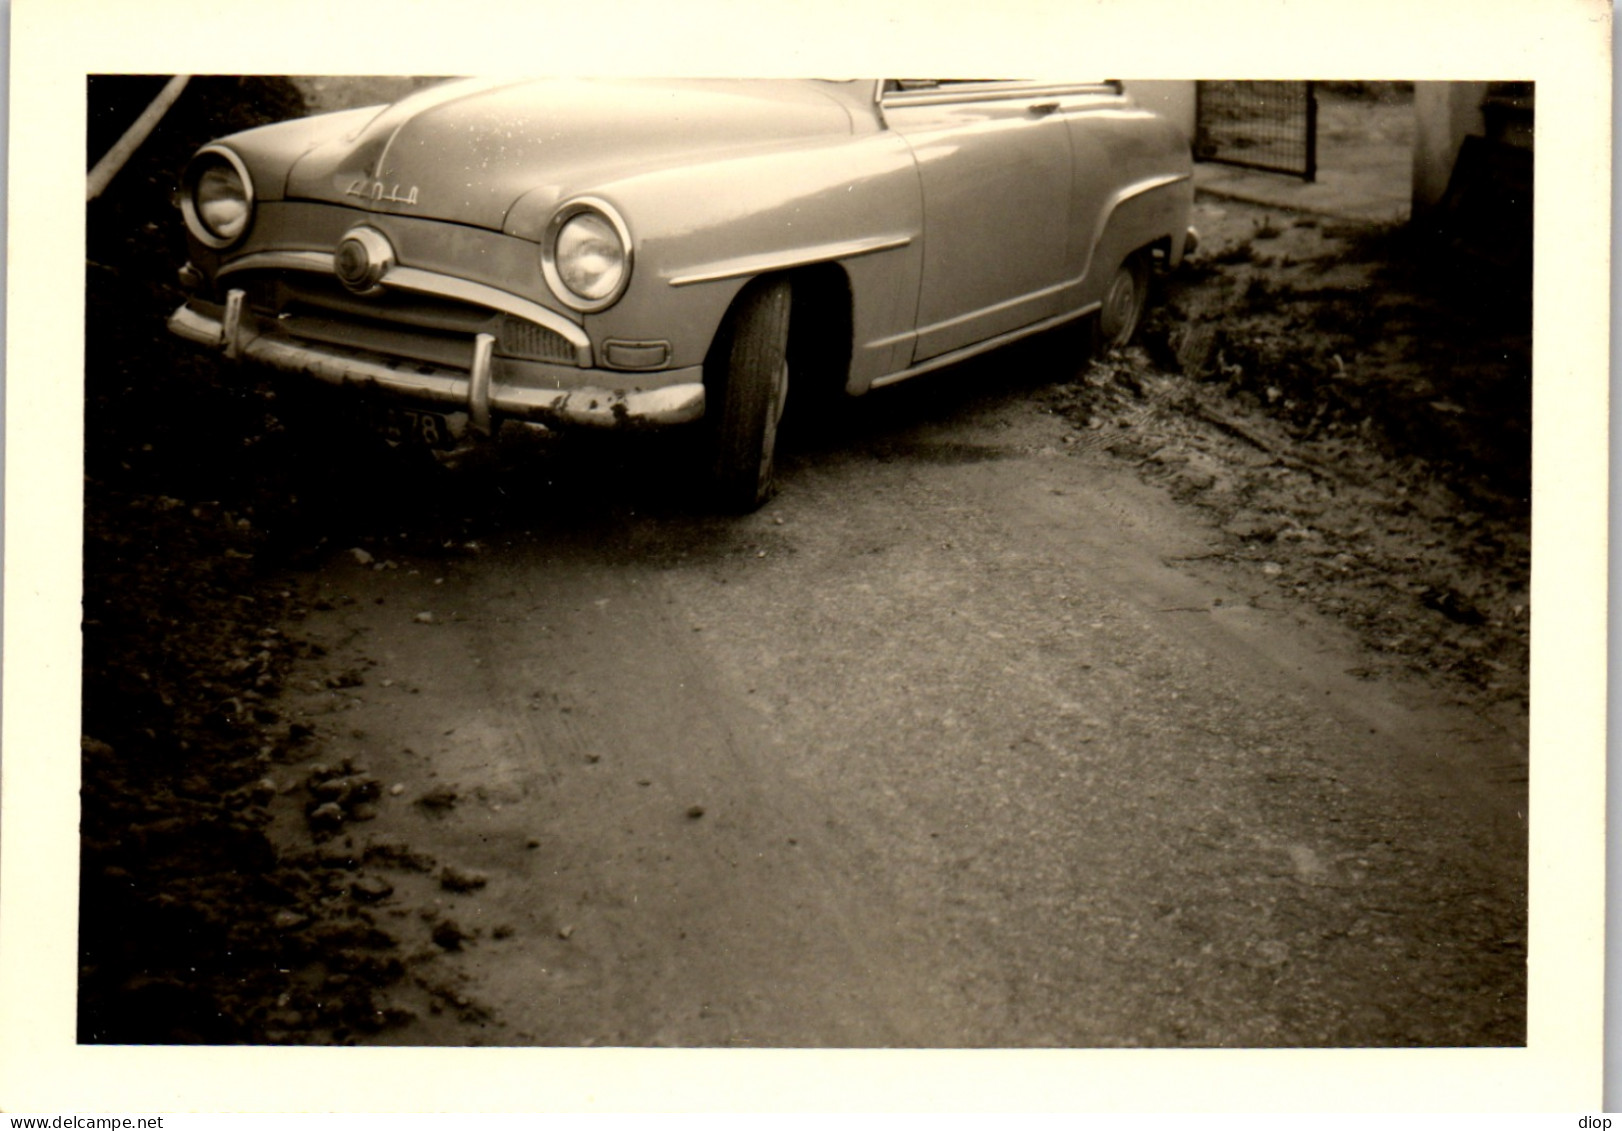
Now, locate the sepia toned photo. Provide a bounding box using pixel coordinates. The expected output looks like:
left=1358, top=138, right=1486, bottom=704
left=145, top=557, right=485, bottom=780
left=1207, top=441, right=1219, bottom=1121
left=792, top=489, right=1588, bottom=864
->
left=79, top=73, right=1531, bottom=1048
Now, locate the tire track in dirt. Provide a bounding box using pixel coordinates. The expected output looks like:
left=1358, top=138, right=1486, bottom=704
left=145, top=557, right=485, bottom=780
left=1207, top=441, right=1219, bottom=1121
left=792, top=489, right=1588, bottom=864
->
left=271, top=533, right=986, bottom=1046
left=261, top=367, right=1525, bottom=1048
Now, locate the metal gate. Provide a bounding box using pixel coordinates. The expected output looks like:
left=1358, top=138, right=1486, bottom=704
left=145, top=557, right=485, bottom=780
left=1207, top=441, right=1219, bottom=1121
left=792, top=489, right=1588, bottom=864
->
left=1194, top=81, right=1318, bottom=182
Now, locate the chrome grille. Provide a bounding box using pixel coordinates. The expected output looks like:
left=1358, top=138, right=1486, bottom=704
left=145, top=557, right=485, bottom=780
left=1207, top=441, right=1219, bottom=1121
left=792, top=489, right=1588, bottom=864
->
left=226, top=270, right=579, bottom=369
left=497, top=314, right=576, bottom=363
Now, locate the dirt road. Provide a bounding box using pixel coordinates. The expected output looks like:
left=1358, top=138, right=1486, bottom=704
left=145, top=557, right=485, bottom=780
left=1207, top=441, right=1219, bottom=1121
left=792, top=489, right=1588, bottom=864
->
left=266, top=353, right=1526, bottom=1048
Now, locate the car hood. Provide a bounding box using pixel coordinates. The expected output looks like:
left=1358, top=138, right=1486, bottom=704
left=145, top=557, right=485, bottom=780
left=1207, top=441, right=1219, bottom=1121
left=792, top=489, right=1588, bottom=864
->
left=284, top=78, right=862, bottom=234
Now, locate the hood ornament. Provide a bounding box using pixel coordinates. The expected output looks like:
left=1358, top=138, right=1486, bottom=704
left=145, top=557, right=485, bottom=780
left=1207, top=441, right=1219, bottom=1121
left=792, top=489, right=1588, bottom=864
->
left=345, top=177, right=419, bottom=206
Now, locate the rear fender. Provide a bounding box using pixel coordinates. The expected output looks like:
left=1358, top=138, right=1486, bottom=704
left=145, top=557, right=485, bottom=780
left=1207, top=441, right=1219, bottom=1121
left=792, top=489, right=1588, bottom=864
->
left=1080, top=178, right=1194, bottom=308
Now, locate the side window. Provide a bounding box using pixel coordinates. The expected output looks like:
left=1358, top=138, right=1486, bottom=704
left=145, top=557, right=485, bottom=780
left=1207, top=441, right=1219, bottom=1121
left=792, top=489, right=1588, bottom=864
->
left=885, top=80, right=1007, bottom=92
left=881, top=80, right=1121, bottom=103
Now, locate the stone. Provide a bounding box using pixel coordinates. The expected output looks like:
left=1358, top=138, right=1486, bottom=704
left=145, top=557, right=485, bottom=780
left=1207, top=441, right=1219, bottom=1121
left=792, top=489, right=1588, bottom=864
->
left=440, top=865, right=489, bottom=893
left=416, top=784, right=458, bottom=811
left=308, top=802, right=345, bottom=832
left=351, top=874, right=394, bottom=902
left=431, top=919, right=469, bottom=951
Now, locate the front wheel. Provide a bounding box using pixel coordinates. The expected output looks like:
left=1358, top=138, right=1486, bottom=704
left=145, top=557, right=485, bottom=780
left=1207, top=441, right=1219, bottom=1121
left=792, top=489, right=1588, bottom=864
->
left=705, top=277, right=791, bottom=512
left=1095, top=250, right=1151, bottom=353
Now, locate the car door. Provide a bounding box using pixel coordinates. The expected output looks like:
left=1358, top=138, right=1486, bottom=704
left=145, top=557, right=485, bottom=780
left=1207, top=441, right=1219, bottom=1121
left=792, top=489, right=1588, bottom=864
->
left=880, top=80, right=1075, bottom=363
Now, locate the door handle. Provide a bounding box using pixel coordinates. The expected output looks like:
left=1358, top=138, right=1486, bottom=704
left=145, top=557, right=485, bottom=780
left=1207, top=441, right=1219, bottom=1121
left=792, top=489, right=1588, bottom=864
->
left=1028, top=101, right=1060, bottom=116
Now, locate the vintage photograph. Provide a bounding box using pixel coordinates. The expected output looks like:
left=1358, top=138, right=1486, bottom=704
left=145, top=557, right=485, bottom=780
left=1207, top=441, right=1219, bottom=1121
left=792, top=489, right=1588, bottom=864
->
left=78, top=74, right=1533, bottom=1050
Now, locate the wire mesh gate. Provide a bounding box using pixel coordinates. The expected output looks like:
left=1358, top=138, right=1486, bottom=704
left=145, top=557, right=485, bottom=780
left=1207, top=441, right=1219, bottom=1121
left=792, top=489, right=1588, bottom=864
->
left=1194, top=81, right=1318, bottom=182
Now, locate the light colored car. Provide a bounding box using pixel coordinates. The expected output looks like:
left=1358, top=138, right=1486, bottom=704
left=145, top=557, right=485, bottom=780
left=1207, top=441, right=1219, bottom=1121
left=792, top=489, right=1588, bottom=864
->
left=168, top=78, right=1195, bottom=509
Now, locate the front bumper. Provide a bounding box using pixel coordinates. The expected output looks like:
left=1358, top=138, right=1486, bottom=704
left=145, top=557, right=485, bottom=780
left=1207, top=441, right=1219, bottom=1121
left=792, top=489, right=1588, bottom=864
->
left=168, top=291, right=706, bottom=432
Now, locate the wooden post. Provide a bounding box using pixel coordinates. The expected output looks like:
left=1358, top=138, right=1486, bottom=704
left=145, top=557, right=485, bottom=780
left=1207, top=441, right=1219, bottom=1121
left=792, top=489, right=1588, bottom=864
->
left=86, top=75, right=190, bottom=202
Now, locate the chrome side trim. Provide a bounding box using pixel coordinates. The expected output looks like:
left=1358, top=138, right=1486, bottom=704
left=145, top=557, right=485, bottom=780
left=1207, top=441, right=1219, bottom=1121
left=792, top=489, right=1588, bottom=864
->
left=668, top=234, right=913, bottom=288
left=885, top=278, right=1073, bottom=349
left=1113, top=171, right=1192, bottom=205
left=215, top=253, right=594, bottom=366
left=868, top=302, right=1100, bottom=390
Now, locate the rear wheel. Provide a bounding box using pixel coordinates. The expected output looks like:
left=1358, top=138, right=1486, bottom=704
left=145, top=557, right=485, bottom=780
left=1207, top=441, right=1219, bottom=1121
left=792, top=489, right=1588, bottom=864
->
left=705, top=277, right=791, bottom=512
left=1095, top=250, right=1151, bottom=351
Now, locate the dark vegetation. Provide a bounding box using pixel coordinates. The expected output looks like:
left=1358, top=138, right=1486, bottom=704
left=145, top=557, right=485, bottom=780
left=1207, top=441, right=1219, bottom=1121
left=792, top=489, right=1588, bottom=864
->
left=82, top=76, right=415, bottom=1043
left=1043, top=203, right=1531, bottom=697
left=1159, top=218, right=1531, bottom=511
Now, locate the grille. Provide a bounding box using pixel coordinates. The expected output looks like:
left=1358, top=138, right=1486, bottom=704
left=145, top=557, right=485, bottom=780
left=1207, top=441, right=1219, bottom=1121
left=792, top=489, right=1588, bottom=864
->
left=497, top=314, right=576, bottom=363
left=231, top=271, right=579, bottom=369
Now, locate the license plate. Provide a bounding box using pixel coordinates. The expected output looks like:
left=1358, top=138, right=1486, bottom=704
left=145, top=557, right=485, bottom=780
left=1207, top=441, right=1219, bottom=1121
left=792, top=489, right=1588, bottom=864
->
left=374, top=405, right=468, bottom=449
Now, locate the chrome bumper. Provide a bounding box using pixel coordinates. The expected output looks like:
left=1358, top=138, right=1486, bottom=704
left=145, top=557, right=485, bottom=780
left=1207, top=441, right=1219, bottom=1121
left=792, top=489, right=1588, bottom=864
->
left=168, top=293, right=706, bottom=432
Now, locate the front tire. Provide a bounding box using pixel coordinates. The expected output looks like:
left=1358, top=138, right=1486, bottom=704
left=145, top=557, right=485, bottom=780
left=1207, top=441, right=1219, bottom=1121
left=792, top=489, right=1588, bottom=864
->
left=705, top=277, right=791, bottom=512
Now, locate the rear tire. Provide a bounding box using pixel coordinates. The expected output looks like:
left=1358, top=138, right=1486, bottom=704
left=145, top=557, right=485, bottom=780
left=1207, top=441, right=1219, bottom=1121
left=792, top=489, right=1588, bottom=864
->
left=706, top=277, right=791, bottom=512
left=1095, top=250, right=1151, bottom=352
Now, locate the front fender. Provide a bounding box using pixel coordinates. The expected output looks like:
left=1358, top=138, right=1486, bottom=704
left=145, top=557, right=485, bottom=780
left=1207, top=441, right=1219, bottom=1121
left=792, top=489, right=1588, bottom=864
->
left=551, top=133, right=927, bottom=375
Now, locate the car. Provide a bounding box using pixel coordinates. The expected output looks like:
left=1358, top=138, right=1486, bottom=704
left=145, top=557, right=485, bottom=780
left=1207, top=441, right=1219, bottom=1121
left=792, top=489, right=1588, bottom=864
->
left=168, top=78, right=1196, bottom=510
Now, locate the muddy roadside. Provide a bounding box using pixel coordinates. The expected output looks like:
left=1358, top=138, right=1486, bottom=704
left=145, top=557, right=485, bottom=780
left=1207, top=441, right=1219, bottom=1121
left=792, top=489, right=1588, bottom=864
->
left=77, top=79, right=1529, bottom=1045
left=80, top=77, right=405, bottom=1042
left=1055, top=196, right=1530, bottom=710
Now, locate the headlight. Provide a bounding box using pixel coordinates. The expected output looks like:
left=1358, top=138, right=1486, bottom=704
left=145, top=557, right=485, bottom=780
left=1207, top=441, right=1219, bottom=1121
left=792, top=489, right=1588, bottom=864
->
left=542, top=198, right=631, bottom=312
left=181, top=146, right=254, bottom=249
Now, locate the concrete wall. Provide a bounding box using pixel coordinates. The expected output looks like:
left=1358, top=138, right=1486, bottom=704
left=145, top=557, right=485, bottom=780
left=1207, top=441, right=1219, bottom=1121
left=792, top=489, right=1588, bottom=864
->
left=1412, top=81, right=1490, bottom=215
left=1124, top=81, right=1196, bottom=141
